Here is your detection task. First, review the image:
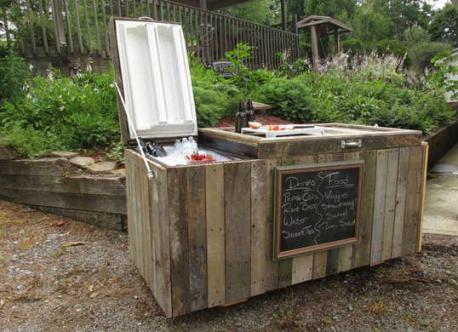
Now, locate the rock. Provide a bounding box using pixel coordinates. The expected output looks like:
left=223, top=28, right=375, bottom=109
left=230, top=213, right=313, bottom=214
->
left=70, top=156, right=95, bottom=168
left=111, top=168, right=126, bottom=177
left=51, top=151, right=79, bottom=159
left=86, top=161, right=118, bottom=174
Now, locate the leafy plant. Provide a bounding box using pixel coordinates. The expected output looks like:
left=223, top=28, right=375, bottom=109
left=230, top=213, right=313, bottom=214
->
left=0, top=126, right=64, bottom=158
left=0, top=51, right=30, bottom=101
left=254, top=57, right=454, bottom=133
left=0, top=70, right=119, bottom=156
left=190, top=58, right=240, bottom=126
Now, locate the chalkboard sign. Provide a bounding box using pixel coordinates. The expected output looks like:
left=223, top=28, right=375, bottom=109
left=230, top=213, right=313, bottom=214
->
left=274, top=161, right=363, bottom=259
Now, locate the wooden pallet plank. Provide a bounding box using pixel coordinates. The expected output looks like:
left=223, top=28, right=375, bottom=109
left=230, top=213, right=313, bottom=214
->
left=402, top=146, right=423, bottom=256
left=187, top=166, right=208, bottom=312
left=291, top=254, right=313, bottom=284
left=206, top=164, right=225, bottom=307
left=224, top=162, right=251, bottom=304
left=417, top=142, right=429, bottom=252
left=125, top=151, right=136, bottom=262
left=382, top=149, right=400, bottom=261
left=391, top=147, right=409, bottom=258
left=0, top=189, right=126, bottom=214
left=371, top=150, right=389, bottom=266
left=353, top=150, right=377, bottom=268
left=0, top=158, right=79, bottom=176
left=250, top=160, right=269, bottom=296
left=312, top=251, right=327, bottom=279
left=168, top=167, right=191, bottom=316
left=0, top=175, right=125, bottom=196
left=264, top=159, right=279, bottom=291
left=151, top=166, right=172, bottom=316
left=342, top=152, right=361, bottom=271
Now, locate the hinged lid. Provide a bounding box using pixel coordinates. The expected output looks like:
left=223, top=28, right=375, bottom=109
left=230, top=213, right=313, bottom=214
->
left=113, top=19, right=197, bottom=140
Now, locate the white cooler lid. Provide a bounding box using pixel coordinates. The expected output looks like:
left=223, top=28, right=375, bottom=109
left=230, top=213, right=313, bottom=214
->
left=115, top=20, right=197, bottom=139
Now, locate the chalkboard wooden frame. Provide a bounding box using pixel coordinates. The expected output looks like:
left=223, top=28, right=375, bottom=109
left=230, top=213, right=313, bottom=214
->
left=273, top=161, right=364, bottom=259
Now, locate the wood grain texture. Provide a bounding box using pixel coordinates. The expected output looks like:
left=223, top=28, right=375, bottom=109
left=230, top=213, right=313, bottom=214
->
left=263, top=159, right=279, bottom=292
left=125, top=151, right=136, bottom=263
left=353, top=150, right=377, bottom=268
left=206, top=164, right=226, bottom=307
left=0, top=174, right=126, bottom=196
left=371, top=149, right=389, bottom=266
left=382, top=149, right=400, bottom=261
left=291, top=254, right=313, bottom=284
left=417, top=142, right=429, bottom=252
left=0, top=188, right=126, bottom=214
left=337, top=245, right=353, bottom=272
left=391, top=147, right=409, bottom=258
left=187, top=166, right=208, bottom=311
left=250, top=160, right=269, bottom=296
left=343, top=152, right=361, bottom=270
left=168, top=167, right=191, bottom=317
left=151, top=166, right=172, bottom=316
left=403, top=146, right=423, bottom=255
left=224, top=162, right=252, bottom=304
left=0, top=158, right=80, bottom=176
left=312, top=251, right=327, bottom=279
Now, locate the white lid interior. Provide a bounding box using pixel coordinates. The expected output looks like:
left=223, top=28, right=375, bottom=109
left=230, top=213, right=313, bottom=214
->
left=115, top=20, right=197, bottom=139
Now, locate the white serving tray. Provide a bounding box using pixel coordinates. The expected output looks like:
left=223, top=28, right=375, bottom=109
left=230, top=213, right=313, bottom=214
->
left=241, top=125, right=326, bottom=138
left=115, top=19, right=197, bottom=139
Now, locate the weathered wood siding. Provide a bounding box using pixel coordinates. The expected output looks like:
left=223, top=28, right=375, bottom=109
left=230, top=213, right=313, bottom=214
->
left=0, top=158, right=127, bottom=231
left=126, top=140, right=427, bottom=318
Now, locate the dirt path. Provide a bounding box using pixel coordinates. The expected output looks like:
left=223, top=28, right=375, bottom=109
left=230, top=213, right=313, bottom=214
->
left=0, top=199, right=456, bottom=331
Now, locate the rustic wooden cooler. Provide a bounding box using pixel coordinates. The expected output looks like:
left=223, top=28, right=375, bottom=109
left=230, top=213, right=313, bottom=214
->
left=111, top=18, right=428, bottom=318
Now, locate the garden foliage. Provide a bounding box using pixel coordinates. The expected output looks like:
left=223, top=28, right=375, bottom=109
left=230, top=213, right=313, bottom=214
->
left=0, top=71, right=119, bottom=157
left=0, top=46, right=455, bottom=158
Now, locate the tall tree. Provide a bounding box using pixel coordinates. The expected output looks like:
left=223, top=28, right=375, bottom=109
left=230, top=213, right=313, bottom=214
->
left=429, top=3, right=458, bottom=47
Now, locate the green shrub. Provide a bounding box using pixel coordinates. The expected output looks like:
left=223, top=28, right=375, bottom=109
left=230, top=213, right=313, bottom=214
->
left=0, top=71, right=119, bottom=156
left=255, top=68, right=454, bottom=133
left=190, top=59, right=240, bottom=126
left=0, top=126, right=64, bottom=158
left=0, top=52, right=31, bottom=101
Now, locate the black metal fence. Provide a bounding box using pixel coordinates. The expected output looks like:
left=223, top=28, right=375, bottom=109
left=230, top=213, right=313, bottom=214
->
left=8, top=0, right=301, bottom=69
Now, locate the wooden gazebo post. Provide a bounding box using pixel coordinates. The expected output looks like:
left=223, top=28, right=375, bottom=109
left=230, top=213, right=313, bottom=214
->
left=295, top=15, right=352, bottom=72
left=335, top=29, right=341, bottom=53
left=310, top=25, right=319, bottom=71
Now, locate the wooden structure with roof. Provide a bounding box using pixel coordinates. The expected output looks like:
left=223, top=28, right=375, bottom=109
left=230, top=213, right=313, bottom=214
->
left=296, top=15, right=352, bottom=71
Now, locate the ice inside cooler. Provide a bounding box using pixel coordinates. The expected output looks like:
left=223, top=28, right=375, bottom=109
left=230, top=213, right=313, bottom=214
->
left=153, top=143, right=234, bottom=167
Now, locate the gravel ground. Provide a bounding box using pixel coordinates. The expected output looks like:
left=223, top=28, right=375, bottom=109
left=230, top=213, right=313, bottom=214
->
left=0, top=199, right=456, bottom=331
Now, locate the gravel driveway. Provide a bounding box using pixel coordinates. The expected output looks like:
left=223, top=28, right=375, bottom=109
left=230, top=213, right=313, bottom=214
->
left=0, top=199, right=456, bottom=331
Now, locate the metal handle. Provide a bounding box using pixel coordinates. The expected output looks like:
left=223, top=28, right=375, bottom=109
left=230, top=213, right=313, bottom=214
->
left=138, top=16, right=154, bottom=21
left=341, top=139, right=362, bottom=149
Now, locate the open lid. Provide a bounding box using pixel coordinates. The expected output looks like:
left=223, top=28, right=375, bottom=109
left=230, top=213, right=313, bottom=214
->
left=114, top=19, right=197, bottom=140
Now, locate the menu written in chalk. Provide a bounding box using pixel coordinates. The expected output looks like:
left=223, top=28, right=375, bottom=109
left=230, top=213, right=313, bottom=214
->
left=274, top=162, right=363, bottom=258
